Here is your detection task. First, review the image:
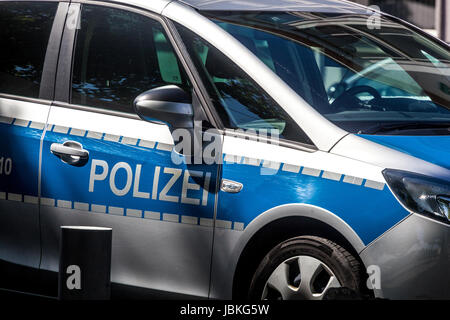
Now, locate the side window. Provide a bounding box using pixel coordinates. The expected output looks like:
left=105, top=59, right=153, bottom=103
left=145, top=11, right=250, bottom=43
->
left=175, top=24, right=313, bottom=145
left=0, top=2, right=58, bottom=98
left=71, top=5, right=191, bottom=113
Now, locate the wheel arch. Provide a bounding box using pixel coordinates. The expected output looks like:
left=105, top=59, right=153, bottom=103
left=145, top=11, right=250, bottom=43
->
left=230, top=204, right=367, bottom=299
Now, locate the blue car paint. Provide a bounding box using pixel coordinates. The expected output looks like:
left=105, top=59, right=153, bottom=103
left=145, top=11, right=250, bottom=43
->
left=40, top=129, right=218, bottom=222
left=4, top=120, right=423, bottom=247
left=217, top=159, right=409, bottom=245
left=0, top=121, right=41, bottom=197
left=38, top=127, right=413, bottom=245
left=360, top=135, right=450, bottom=171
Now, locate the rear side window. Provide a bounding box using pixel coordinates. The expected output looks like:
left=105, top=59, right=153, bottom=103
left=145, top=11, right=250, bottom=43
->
left=0, top=2, right=58, bottom=98
left=71, top=5, right=191, bottom=114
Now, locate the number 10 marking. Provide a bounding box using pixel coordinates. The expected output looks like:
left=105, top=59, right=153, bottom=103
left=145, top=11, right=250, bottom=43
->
left=0, top=157, right=12, bottom=175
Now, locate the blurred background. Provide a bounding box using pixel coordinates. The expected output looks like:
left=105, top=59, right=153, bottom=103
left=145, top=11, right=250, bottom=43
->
left=349, top=0, right=450, bottom=41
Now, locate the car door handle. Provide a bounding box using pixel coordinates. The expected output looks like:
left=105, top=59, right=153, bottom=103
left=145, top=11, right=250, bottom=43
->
left=50, top=141, right=89, bottom=167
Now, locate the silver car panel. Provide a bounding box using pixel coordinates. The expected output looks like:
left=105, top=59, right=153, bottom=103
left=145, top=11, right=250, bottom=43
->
left=40, top=206, right=214, bottom=298
left=178, top=0, right=369, bottom=12
left=331, top=134, right=450, bottom=180
left=360, top=214, right=450, bottom=299
left=0, top=97, right=50, bottom=268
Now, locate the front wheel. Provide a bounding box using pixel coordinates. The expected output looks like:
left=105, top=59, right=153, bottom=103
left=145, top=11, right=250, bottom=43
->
left=248, top=236, right=363, bottom=300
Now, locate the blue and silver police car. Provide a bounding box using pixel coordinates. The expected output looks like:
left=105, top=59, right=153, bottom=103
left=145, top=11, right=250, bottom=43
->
left=0, top=0, right=449, bottom=300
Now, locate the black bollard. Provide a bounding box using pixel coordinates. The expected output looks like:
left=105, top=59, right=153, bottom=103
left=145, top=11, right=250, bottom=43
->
left=58, top=226, right=112, bottom=300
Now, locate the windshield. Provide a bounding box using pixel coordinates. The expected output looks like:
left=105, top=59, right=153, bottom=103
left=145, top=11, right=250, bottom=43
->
left=204, top=11, right=450, bottom=135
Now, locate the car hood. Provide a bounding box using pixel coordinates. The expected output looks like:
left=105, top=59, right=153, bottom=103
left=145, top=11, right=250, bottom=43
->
left=359, top=135, right=450, bottom=171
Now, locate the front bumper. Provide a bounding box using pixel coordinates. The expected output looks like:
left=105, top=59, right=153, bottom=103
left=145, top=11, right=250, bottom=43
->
left=360, top=213, right=450, bottom=299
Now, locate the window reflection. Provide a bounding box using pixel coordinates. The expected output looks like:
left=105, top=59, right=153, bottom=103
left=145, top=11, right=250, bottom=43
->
left=0, top=3, right=58, bottom=98
left=205, top=11, right=450, bottom=134
left=72, top=5, right=190, bottom=113
left=177, top=24, right=313, bottom=145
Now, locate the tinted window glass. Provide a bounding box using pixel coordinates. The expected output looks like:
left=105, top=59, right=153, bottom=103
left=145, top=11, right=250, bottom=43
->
left=0, top=2, right=57, bottom=98
left=176, top=24, right=313, bottom=145
left=203, top=11, right=450, bottom=135
left=71, top=5, right=190, bottom=113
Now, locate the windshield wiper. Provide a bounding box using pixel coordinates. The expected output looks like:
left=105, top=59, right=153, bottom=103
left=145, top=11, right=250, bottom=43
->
left=358, top=122, right=450, bottom=134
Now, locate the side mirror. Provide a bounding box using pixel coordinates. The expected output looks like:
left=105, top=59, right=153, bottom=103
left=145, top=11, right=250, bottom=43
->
left=133, top=85, right=193, bottom=130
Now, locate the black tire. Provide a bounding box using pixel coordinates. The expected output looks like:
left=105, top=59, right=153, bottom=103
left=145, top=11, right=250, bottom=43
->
left=248, top=236, right=363, bottom=300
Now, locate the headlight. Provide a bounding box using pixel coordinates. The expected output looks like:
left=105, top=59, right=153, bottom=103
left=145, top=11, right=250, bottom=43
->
left=383, top=169, right=450, bottom=223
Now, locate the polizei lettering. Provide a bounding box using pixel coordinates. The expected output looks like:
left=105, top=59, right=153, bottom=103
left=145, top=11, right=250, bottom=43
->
left=88, top=159, right=211, bottom=206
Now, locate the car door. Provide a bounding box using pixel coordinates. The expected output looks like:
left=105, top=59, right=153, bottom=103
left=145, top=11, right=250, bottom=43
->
left=39, top=3, right=219, bottom=298
left=0, top=1, right=64, bottom=274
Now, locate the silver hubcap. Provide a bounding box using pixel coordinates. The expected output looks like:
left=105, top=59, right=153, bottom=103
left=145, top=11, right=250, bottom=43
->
left=262, top=255, right=341, bottom=300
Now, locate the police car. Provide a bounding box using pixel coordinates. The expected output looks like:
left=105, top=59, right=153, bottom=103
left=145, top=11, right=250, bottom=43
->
left=1, top=0, right=450, bottom=300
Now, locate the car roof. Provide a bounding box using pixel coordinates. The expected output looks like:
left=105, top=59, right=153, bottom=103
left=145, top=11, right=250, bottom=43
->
left=107, top=0, right=371, bottom=14
left=177, top=0, right=370, bottom=13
